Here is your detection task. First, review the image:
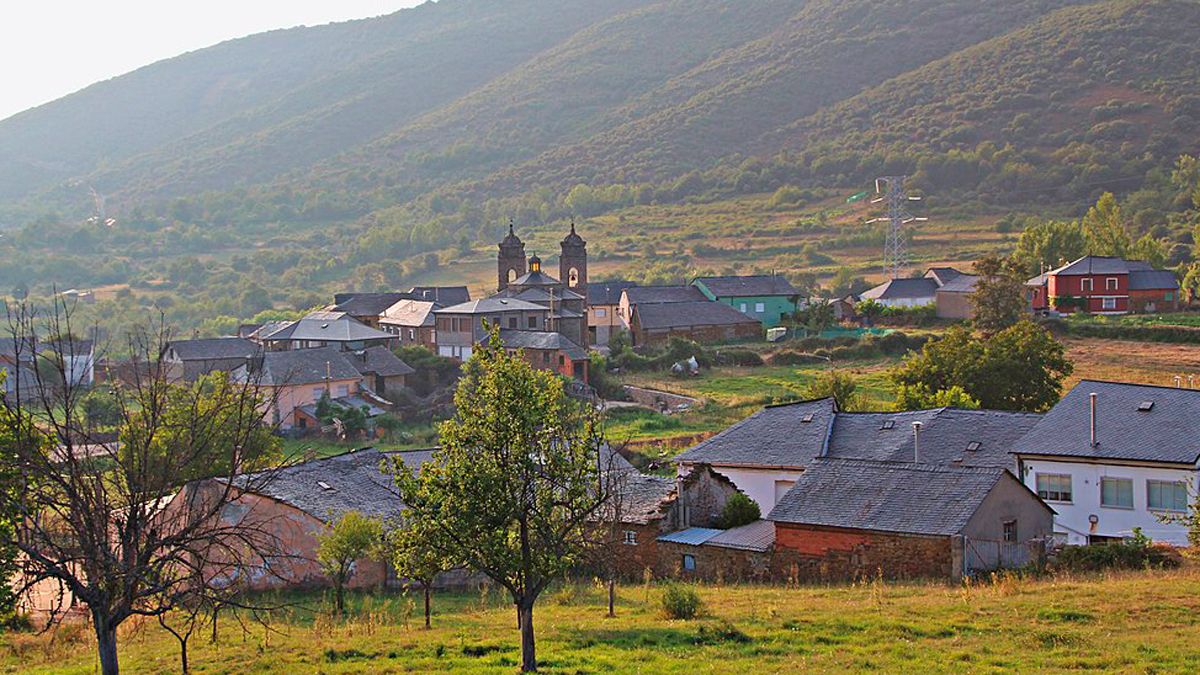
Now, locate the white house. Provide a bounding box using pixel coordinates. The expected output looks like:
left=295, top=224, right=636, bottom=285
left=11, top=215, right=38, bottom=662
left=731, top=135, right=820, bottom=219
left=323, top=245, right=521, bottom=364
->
left=1012, top=380, right=1200, bottom=545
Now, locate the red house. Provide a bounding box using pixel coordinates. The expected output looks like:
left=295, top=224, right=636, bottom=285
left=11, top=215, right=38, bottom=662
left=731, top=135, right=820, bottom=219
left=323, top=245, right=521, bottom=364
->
left=1026, top=256, right=1180, bottom=315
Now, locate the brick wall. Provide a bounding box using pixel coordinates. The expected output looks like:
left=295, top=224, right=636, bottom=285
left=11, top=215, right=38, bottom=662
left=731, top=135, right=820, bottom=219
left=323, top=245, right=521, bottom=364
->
left=772, top=523, right=953, bottom=582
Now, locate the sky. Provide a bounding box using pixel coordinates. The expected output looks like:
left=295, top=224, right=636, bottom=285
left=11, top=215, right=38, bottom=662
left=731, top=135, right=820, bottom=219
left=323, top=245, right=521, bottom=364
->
left=0, top=1, right=425, bottom=121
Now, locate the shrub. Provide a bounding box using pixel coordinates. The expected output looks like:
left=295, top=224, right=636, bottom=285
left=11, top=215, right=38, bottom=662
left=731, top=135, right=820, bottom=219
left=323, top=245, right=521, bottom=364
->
left=717, top=493, right=761, bottom=529
left=693, top=620, right=752, bottom=645
left=765, top=350, right=828, bottom=366
left=1054, top=530, right=1181, bottom=572
left=714, top=348, right=764, bottom=367
left=661, top=584, right=702, bottom=620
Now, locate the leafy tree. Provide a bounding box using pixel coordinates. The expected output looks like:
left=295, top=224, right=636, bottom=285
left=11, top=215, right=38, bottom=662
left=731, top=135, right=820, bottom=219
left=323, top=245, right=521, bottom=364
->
left=1010, top=218, right=1086, bottom=277
left=716, top=492, right=761, bottom=529
left=893, top=383, right=980, bottom=411
left=316, top=510, right=383, bottom=617
left=804, top=370, right=859, bottom=411
left=382, top=519, right=446, bottom=629
left=1130, top=233, right=1170, bottom=268
left=1082, top=192, right=1132, bottom=258
left=854, top=298, right=885, bottom=324
left=829, top=267, right=868, bottom=297
left=0, top=375, right=17, bottom=625
left=391, top=326, right=613, bottom=672
left=890, top=321, right=1072, bottom=412
left=1182, top=262, right=1200, bottom=303
left=799, top=298, right=835, bottom=334
left=969, top=255, right=1027, bottom=334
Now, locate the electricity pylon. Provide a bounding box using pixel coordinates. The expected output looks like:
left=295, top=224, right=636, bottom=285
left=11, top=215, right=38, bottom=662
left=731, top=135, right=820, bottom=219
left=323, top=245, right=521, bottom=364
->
left=867, top=176, right=927, bottom=279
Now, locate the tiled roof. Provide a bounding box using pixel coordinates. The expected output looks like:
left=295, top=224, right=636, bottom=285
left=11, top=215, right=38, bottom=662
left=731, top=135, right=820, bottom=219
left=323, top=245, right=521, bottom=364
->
left=767, top=459, right=1011, bottom=536
left=239, top=448, right=406, bottom=523
left=347, top=346, right=415, bottom=378
left=167, top=338, right=260, bottom=361
left=704, top=520, right=776, bottom=552
left=1128, top=270, right=1179, bottom=290
left=262, top=317, right=393, bottom=343
left=436, top=298, right=547, bottom=314
left=633, top=300, right=761, bottom=330
left=622, top=286, right=707, bottom=305
left=676, top=398, right=837, bottom=468
left=332, top=293, right=409, bottom=317
left=693, top=275, right=797, bottom=298
left=860, top=278, right=939, bottom=301
left=1012, top=380, right=1200, bottom=464
left=493, top=330, right=587, bottom=361
left=587, top=281, right=637, bottom=305
left=247, top=347, right=362, bottom=386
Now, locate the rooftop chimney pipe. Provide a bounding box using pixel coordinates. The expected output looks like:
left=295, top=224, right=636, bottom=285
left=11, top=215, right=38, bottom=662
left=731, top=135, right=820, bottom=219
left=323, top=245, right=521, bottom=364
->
left=912, top=421, right=923, bottom=463
left=1089, top=392, right=1098, bottom=448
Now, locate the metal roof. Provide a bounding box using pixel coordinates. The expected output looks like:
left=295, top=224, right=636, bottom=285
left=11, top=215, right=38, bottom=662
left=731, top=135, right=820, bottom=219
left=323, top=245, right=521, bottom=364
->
left=704, top=520, right=776, bottom=552
left=657, top=527, right=723, bottom=546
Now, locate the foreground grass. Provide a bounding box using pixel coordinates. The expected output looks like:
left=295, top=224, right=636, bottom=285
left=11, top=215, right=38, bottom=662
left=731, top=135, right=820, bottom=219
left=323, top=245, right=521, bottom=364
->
left=7, top=568, right=1200, bottom=673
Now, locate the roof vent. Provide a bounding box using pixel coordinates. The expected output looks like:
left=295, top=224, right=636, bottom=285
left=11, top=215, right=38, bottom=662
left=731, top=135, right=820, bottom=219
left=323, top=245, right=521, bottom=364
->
left=966, top=441, right=981, bottom=452
left=321, top=323, right=329, bottom=329
left=801, top=413, right=814, bottom=423
left=880, top=420, right=895, bottom=430
left=1137, top=401, right=1154, bottom=412
left=317, top=481, right=334, bottom=491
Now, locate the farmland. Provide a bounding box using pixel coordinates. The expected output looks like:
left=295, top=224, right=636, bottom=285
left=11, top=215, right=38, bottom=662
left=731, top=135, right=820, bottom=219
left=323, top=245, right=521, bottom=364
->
left=5, top=567, right=1199, bottom=673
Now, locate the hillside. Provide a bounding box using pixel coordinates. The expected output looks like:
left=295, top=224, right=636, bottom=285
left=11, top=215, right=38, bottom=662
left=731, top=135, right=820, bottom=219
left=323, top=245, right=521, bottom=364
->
left=3, top=0, right=1200, bottom=336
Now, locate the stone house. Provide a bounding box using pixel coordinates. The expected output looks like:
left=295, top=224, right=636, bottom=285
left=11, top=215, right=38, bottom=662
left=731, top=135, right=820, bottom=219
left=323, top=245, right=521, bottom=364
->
left=617, top=285, right=707, bottom=328
left=344, top=346, right=414, bottom=400
left=378, top=299, right=440, bottom=350
left=629, top=300, right=762, bottom=347
left=331, top=293, right=412, bottom=329
left=692, top=275, right=799, bottom=328
left=162, top=337, right=261, bottom=382
left=655, top=520, right=775, bottom=581
left=489, top=329, right=589, bottom=383
left=433, top=297, right=550, bottom=361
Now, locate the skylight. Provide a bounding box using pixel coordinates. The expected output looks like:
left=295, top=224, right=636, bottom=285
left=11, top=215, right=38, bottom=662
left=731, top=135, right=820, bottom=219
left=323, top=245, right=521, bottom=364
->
left=880, top=420, right=895, bottom=430
left=1137, top=401, right=1154, bottom=411
left=317, top=481, right=334, bottom=491
left=966, top=441, right=981, bottom=452
left=801, top=413, right=814, bottom=423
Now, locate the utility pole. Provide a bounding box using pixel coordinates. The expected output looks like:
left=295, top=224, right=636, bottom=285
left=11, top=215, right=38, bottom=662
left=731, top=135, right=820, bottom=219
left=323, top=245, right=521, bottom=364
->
left=867, top=176, right=927, bottom=279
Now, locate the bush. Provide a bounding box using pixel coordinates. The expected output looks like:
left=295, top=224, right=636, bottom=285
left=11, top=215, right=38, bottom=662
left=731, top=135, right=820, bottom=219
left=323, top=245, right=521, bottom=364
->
left=693, top=620, right=751, bottom=645
left=765, top=350, right=828, bottom=366
left=661, top=584, right=702, bottom=620
left=1054, top=530, right=1181, bottom=572
left=716, top=492, right=761, bottom=529
left=714, top=348, right=764, bottom=367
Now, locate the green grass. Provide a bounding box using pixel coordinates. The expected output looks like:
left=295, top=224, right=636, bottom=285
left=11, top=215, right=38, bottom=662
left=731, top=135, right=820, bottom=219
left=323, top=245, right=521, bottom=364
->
left=8, top=568, right=1200, bottom=673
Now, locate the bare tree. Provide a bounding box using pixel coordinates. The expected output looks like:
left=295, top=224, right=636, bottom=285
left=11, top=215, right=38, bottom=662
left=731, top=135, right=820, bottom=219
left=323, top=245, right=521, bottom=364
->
left=0, top=299, right=292, bottom=675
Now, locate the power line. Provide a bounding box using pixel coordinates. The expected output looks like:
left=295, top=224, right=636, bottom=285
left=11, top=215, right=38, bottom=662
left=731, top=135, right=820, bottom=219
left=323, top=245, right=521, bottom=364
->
left=867, top=176, right=927, bottom=280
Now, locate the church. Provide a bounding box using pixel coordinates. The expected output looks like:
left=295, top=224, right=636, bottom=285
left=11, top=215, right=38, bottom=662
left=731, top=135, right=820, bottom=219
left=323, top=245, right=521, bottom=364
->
left=492, top=221, right=590, bottom=348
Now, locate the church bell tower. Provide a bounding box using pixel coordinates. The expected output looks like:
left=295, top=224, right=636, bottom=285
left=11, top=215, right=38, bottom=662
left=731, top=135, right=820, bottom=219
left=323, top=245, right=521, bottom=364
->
left=497, top=219, right=527, bottom=292
left=559, top=221, right=587, bottom=297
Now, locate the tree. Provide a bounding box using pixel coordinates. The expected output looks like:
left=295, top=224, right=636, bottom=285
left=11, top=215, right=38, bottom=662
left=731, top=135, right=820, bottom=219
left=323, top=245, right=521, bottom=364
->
left=391, top=326, right=614, bottom=672
left=382, top=518, right=446, bottom=629
left=829, top=266, right=867, bottom=297
left=889, top=321, right=1072, bottom=412
left=0, top=374, right=17, bottom=624
left=1182, top=262, right=1200, bottom=303
left=799, top=298, right=835, bottom=334
left=893, top=383, right=980, bottom=411
left=804, top=370, right=859, bottom=411
left=1010, top=219, right=1086, bottom=277
left=1082, top=192, right=1132, bottom=258
left=316, top=510, right=383, bottom=617
left=1130, top=233, right=1169, bottom=268
left=969, top=255, right=1027, bottom=334
left=716, top=493, right=760, bottom=529
left=854, top=298, right=885, bottom=325
left=0, top=302, right=286, bottom=675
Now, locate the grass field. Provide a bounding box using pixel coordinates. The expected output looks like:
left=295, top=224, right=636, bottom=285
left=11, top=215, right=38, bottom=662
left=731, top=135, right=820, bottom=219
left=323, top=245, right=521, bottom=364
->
left=6, top=567, right=1200, bottom=673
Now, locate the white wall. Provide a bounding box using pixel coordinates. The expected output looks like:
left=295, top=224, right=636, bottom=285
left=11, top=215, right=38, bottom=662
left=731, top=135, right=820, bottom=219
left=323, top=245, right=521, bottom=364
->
left=1018, top=458, right=1197, bottom=545
left=878, top=298, right=935, bottom=308
left=679, top=464, right=802, bottom=515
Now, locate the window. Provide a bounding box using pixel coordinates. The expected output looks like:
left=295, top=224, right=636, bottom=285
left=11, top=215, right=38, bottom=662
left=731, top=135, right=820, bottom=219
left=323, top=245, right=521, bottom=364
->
left=623, top=530, right=637, bottom=546
left=1002, top=520, right=1017, bottom=543
left=312, top=387, right=325, bottom=400
left=1105, top=277, right=1119, bottom=290
left=682, top=554, right=696, bottom=572
left=880, top=420, right=895, bottom=430
left=528, top=316, right=537, bottom=329
left=755, top=302, right=765, bottom=313
left=558, top=355, right=565, bottom=366
left=1036, top=474, right=1072, bottom=502
left=336, top=384, right=349, bottom=398
left=966, top=441, right=982, bottom=452
left=542, top=352, right=550, bottom=364
left=1081, top=278, right=1093, bottom=292
left=596, top=308, right=607, bottom=318
left=1165, top=291, right=1175, bottom=301
left=739, top=303, right=747, bottom=312
left=409, top=329, right=415, bottom=340
left=1147, top=480, right=1188, bottom=512
left=508, top=317, right=518, bottom=329
left=1101, top=477, right=1134, bottom=509
left=1102, top=297, right=1117, bottom=310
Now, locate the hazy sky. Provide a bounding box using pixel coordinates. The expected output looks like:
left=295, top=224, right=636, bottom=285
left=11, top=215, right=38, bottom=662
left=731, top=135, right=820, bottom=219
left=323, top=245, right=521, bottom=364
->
left=0, top=1, right=425, bottom=121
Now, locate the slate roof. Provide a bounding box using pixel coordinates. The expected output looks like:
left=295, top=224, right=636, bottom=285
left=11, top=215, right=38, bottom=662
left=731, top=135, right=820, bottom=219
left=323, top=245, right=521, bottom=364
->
left=239, top=448, right=405, bottom=522
left=676, top=398, right=837, bottom=468
left=493, top=330, right=588, bottom=361
left=633, top=300, right=762, bottom=330
left=436, top=298, right=547, bottom=315
left=503, top=287, right=586, bottom=303
left=347, top=346, right=415, bottom=378
left=610, top=472, right=676, bottom=525
left=587, top=281, right=637, bottom=305
left=767, top=459, right=1013, bottom=536
left=511, top=268, right=561, bottom=288
left=1012, top=380, right=1200, bottom=465
left=623, top=285, right=707, bottom=305
left=248, top=347, right=362, bottom=386
left=168, top=338, right=260, bottom=361
left=296, top=395, right=387, bottom=421
left=693, top=275, right=797, bottom=298
left=408, top=286, right=470, bottom=306
left=1128, top=269, right=1179, bottom=291
left=705, top=520, right=776, bottom=552
left=332, top=293, right=409, bottom=317
left=262, top=316, right=393, bottom=343
left=379, top=299, right=439, bottom=328
left=924, top=267, right=965, bottom=286
left=936, top=274, right=980, bottom=293
left=860, top=277, right=939, bottom=301
left=1047, top=255, right=1137, bottom=276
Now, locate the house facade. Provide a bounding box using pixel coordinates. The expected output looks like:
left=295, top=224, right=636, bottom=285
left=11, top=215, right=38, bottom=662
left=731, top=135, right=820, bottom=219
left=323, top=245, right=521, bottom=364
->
left=1027, top=256, right=1180, bottom=315
left=433, top=298, right=550, bottom=361
left=234, top=347, right=365, bottom=430
left=260, top=312, right=397, bottom=352
left=586, top=281, right=637, bottom=346
left=692, top=275, right=799, bottom=328
left=629, top=300, right=762, bottom=347
left=163, top=337, right=260, bottom=382
left=1012, top=380, right=1200, bottom=545
left=491, top=329, right=589, bottom=383
left=378, top=299, right=440, bottom=350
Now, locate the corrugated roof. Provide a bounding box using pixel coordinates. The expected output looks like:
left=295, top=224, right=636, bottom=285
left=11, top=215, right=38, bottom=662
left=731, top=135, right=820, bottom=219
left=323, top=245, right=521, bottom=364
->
left=657, top=527, right=723, bottom=546
left=693, top=275, right=797, bottom=298
left=1012, top=380, right=1200, bottom=464
left=767, top=459, right=1010, bottom=536
left=704, top=520, right=775, bottom=552
left=634, top=300, right=761, bottom=330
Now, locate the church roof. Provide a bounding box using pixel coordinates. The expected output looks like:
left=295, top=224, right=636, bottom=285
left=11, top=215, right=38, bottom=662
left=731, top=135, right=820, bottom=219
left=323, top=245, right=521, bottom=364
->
left=561, top=222, right=586, bottom=247
left=499, top=221, right=524, bottom=248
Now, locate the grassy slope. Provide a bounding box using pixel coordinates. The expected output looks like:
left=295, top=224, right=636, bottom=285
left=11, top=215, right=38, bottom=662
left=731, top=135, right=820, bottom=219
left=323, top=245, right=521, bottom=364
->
left=6, top=568, right=1200, bottom=672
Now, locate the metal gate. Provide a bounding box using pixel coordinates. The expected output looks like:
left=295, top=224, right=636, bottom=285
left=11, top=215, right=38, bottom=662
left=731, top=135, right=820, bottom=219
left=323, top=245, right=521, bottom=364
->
left=962, top=537, right=1038, bottom=575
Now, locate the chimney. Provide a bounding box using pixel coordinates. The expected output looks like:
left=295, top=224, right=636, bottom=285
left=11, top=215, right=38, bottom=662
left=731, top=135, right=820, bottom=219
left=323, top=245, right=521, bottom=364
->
left=1089, top=392, right=1098, bottom=448
left=912, top=421, right=923, bottom=463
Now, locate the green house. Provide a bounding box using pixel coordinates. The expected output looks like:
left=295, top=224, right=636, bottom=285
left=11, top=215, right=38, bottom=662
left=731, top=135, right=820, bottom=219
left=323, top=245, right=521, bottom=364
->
left=691, top=275, right=799, bottom=327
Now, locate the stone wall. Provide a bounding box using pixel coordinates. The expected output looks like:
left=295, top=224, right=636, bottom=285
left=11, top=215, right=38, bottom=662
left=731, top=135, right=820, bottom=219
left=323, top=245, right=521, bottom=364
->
left=772, top=523, right=953, bottom=582
left=636, top=322, right=761, bottom=348
left=655, top=541, right=771, bottom=582
left=622, top=385, right=701, bottom=413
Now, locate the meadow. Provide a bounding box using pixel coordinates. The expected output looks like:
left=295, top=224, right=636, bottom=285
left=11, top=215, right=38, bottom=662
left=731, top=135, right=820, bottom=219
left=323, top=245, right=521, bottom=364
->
left=5, top=567, right=1200, bottom=673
